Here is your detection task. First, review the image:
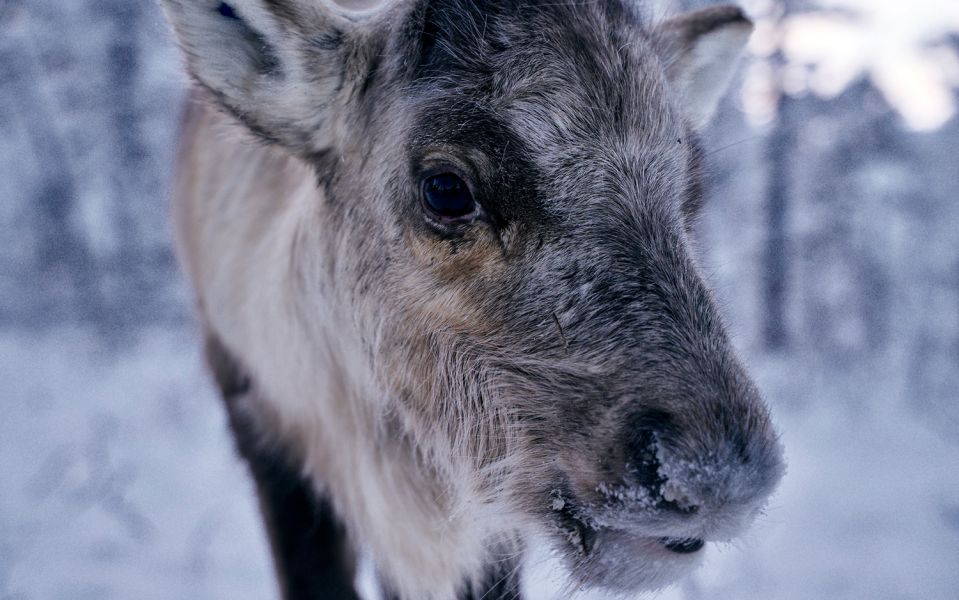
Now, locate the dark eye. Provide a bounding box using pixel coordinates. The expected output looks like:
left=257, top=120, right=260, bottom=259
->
left=421, top=173, right=476, bottom=219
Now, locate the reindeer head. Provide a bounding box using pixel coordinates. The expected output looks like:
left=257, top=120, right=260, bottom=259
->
left=163, top=0, right=784, bottom=594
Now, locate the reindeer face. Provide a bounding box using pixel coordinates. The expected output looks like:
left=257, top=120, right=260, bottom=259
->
left=163, top=0, right=783, bottom=594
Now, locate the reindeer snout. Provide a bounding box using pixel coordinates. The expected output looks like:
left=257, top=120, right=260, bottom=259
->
left=615, top=405, right=784, bottom=539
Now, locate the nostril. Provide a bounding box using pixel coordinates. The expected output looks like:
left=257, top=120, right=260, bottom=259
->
left=625, top=424, right=700, bottom=514
left=624, top=411, right=675, bottom=490
left=628, top=429, right=666, bottom=491
left=661, top=499, right=699, bottom=515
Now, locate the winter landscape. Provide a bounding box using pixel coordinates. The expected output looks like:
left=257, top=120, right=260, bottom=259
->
left=1, top=0, right=958, bottom=598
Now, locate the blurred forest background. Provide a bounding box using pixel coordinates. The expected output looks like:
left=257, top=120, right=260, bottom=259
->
left=1, top=0, right=958, bottom=599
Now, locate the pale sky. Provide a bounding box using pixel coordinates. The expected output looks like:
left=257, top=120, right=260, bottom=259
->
left=741, top=0, right=959, bottom=130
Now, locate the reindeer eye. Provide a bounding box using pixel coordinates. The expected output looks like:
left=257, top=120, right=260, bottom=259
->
left=216, top=2, right=240, bottom=20
left=421, top=173, right=476, bottom=219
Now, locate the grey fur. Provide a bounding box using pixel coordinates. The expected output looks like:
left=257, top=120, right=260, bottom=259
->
left=162, top=1, right=784, bottom=598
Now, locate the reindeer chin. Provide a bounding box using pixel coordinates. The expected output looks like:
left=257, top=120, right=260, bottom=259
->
left=546, top=491, right=708, bottom=592
left=556, top=526, right=705, bottom=593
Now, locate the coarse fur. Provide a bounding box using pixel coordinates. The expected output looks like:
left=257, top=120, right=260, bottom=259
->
left=161, top=1, right=785, bottom=598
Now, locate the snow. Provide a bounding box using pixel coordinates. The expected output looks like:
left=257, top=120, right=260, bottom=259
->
left=0, top=327, right=275, bottom=600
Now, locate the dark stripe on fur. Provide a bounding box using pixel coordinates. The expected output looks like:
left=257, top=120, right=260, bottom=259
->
left=463, top=561, right=523, bottom=600
left=205, top=334, right=360, bottom=600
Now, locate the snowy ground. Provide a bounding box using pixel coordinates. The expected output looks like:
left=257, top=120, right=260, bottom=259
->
left=0, top=326, right=274, bottom=600
left=2, top=322, right=958, bottom=600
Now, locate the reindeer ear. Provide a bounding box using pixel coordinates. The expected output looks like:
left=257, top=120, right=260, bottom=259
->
left=159, top=0, right=372, bottom=150
left=655, top=5, right=753, bottom=130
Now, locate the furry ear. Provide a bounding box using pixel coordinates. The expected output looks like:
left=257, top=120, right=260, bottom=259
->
left=159, top=0, right=384, bottom=151
left=655, top=5, right=754, bottom=130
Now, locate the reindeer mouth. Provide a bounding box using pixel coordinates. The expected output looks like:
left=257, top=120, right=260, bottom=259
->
left=550, top=493, right=705, bottom=558
left=546, top=492, right=708, bottom=593
left=553, top=503, right=599, bottom=555
left=659, top=536, right=705, bottom=554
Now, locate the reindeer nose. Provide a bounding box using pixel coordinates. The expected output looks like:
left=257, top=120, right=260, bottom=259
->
left=622, top=404, right=784, bottom=525
left=627, top=428, right=666, bottom=491
left=624, top=418, right=700, bottom=514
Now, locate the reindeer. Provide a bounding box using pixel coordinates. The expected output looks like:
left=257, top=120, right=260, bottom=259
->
left=161, top=0, right=784, bottom=598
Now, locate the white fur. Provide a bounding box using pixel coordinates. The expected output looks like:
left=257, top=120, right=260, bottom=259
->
left=172, top=108, right=525, bottom=598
